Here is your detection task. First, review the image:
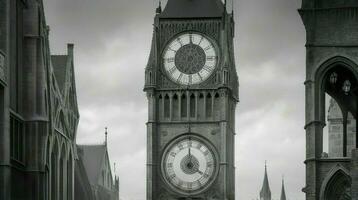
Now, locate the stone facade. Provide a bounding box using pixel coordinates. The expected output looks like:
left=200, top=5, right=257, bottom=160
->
left=144, top=0, right=238, bottom=199
left=327, top=98, right=356, bottom=158
left=0, top=0, right=119, bottom=199
left=0, top=0, right=79, bottom=199
left=299, top=1, right=358, bottom=199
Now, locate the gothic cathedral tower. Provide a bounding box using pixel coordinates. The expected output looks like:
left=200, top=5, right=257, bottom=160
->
left=144, top=0, right=238, bottom=199
left=299, top=1, right=358, bottom=200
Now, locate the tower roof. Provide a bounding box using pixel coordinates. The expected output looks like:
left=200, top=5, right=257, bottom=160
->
left=260, top=162, right=271, bottom=200
left=159, top=0, right=225, bottom=18
left=280, top=178, right=287, bottom=200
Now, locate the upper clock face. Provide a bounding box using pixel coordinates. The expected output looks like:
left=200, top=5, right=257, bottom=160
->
left=161, top=135, right=217, bottom=194
left=163, top=33, right=218, bottom=85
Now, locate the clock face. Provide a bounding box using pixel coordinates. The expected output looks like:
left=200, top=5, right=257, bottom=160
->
left=161, top=135, right=218, bottom=194
left=163, top=33, right=218, bottom=85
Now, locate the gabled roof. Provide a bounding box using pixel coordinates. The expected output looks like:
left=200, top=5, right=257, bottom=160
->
left=159, top=0, right=225, bottom=18
left=51, top=55, right=69, bottom=92
left=77, top=144, right=106, bottom=184
left=260, top=164, right=272, bottom=200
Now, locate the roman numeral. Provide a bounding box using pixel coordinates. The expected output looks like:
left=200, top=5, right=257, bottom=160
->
left=204, top=45, right=212, bottom=51
left=169, top=66, right=177, bottom=74
left=187, top=182, right=192, bottom=190
left=177, top=73, right=183, bottom=82
left=203, top=150, right=209, bottom=156
left=198, top=36, right=204, bottom=45
left=176, top=38, right=183, bottom=46
left=170, top=152, right=176, bottom=157
left=178, top=143, right=184, bottom=150
left=166, top=57, right=175, bottom=63
left=203, top=65, right=214, bottom=73
left=207, top=161, right=213, bottom=167
left=206, top=56, right=216, bottom=61
left=189, top=34, right=193, bottom=44
left=169, top=174, right=176, bottom=179
left=168, top=47, right=177, bottom=53
left=197, top=73, right=203, bottom=81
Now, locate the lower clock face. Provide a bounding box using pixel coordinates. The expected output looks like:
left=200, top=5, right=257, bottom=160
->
left=161, top=135, right=217, bottom=194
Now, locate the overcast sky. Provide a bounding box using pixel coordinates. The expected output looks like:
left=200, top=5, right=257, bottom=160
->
left=44, top=0, right=306, bottom=199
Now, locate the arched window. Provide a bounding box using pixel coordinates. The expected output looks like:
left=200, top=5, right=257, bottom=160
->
left=320, top=63, right=358, bottom=158
left=323, top=170, right=351, bottom=200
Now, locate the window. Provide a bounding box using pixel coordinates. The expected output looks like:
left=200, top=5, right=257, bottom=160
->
left=10, top=114, right=24, bottom=163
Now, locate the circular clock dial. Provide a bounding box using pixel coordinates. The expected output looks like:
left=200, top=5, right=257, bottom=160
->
left=162, top=136, right=217, bottom=194
left=163, top=33, right=218, bottom=85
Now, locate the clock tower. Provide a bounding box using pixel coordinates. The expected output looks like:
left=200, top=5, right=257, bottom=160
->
left=144, top=0, right=238, bottom=199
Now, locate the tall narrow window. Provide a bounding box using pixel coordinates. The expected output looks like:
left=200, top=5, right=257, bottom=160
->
left=164, top=94, right=170, bottom=118
left=181, top=94, right=187, bottom=118
left=190, top=94, right=195, bottom=118
left=172, top=94, right=179, bottom=120
left=214, top=93, right=220, bottom=120
left=158, top=95, right=163, bottom=119
left=206, top=93, right=212, bottom=118
left=198, top=93, right=204, bottom=119
left=10, top=114, right=24, bottom=163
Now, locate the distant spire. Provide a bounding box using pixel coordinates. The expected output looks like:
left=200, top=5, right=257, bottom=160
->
left=105, top=127, right=108, bottom=146
left=280, top=176, right=287, bottom=200
left=156, top=0, right=162, bottom=14
left=114, top=162, right=116, bottom=177
left=260, top=161, right=271, bottom=200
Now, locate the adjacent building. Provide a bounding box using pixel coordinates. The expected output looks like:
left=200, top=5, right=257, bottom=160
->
left=0, top=0, right=119, bottom=199
left=0, top=0, right=79, bottom=199
left=75, top=130, right=119, bottom=200
left=299, top=1, right=358, bottom=199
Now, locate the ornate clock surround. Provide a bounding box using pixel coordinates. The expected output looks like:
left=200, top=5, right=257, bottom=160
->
left=160, top=133, right=220, bottom=196
left=161, top=31, right=221, bottom=86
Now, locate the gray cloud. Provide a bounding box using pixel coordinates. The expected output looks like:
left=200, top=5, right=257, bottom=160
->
left=44, top=0, right=306, bottom=199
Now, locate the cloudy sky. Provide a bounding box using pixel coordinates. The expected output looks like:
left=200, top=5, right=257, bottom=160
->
left=44, top=0, right=306, bottom=199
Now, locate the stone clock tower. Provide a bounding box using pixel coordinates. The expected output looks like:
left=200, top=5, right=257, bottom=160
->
left=144, top=0, right=238, bottom=199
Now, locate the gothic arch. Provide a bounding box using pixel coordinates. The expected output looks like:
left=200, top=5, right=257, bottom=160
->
left=314, top=56, right=358, bottom=121
left=319, top=165, right=351, bottom=200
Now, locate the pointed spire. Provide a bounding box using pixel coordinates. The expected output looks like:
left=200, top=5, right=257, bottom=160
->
left=280, top=176, right=287, bottom=200
left=114, top=162, right=116, bottom=176
left=105, top=127, right=108, bottom=146
left=260, top=161, right=271, bottom=200
left=156, top=0, right=162, bottom=14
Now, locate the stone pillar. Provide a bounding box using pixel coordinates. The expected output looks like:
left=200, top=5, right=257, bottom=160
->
left=351, top=149, right=358, bottom=199
left=0, top=0, right=11, bottom=199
